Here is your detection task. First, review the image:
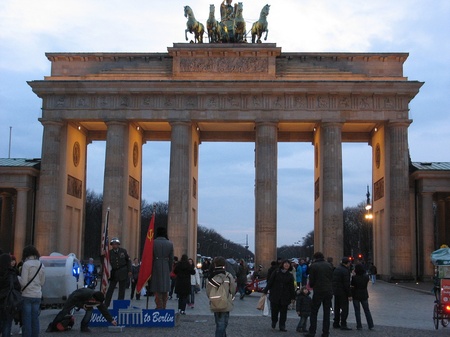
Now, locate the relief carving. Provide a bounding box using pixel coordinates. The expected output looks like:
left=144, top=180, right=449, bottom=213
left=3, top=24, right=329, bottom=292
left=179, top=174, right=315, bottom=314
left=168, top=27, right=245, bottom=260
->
left=128, top=176, right=140, bottom=200
left=179, top=57, right=268, bottom=73
left=358, top=96, right=373, bottom=109
left=293, top=95, right=307, bottom=109
left=205, top=96, right=219, bottom=109
left=67, top=175, right=82, bottom=199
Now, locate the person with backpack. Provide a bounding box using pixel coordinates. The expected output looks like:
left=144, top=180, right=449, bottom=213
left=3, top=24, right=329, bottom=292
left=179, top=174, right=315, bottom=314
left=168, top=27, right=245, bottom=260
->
left=206, top=256, right=236, bottom=337
left=0, top=253, right=21, bottom=337
left=46, top=288, right=117, bottom=333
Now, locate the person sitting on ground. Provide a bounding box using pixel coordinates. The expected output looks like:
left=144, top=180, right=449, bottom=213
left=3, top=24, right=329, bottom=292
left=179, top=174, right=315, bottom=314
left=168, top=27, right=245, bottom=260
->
left=46, top=288, right=117, bottom=333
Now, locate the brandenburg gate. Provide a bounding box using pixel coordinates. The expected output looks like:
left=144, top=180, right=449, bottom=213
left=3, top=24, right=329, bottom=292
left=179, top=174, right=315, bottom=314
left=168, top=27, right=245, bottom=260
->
left=28, top=43, right=422, bottom=280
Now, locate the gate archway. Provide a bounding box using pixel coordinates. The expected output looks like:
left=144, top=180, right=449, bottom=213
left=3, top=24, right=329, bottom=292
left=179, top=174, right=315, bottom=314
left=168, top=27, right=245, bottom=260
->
left=29, top=44, right=422, bottom=280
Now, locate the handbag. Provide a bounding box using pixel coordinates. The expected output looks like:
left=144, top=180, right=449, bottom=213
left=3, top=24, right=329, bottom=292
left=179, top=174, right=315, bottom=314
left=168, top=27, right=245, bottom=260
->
left=262, top=293, right=270, bottom=316
left=256, top=293, right=266, bottom=310
left=3, top=274, right=23, bottom=316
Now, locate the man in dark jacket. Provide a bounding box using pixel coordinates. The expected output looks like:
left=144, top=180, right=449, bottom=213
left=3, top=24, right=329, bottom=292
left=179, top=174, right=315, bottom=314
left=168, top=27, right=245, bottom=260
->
left=105, top=237, right=132, bottom=307
left=332, top=257, right=353, bottom=330
left=148, top=227, right=174, bottom=309
left=304, top=251, right=333, bottom=337
left=46, top=288, right=117, bottom=332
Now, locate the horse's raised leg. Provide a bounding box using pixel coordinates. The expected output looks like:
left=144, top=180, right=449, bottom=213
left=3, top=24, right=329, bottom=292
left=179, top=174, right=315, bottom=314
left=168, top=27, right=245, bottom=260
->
left=264, top=29, right=269, bottom=41
left=185, top=29, right=189, bottom=41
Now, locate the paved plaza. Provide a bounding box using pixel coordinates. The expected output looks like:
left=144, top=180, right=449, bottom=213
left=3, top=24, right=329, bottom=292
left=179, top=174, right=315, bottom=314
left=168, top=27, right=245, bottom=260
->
left=11, top=280, right=450, bottom=336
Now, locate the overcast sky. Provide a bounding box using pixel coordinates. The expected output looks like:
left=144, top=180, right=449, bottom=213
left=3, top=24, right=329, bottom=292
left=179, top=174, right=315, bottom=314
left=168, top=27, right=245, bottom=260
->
left=1, top=0, right=449, bottom=253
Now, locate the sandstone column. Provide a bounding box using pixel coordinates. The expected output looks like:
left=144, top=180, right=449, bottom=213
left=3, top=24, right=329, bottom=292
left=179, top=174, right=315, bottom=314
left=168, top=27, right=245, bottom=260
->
left=35, top=120, right=64, bottom=254
left=387, top=121, right=412, bottom=278
left=420, top=192, right=435, bottom=278
left=437, top=198, right=445, bottom=246
left=103, top=121, right=128, bottom=240
left=320, top=122, right=344, bottom=264
left=168, top=121, right=192, bottom=258
left=254, top=121, right=278, bottom=272
left=14, top=188, right=29, bottom=258
left=0, top=192, right=13, bottom=253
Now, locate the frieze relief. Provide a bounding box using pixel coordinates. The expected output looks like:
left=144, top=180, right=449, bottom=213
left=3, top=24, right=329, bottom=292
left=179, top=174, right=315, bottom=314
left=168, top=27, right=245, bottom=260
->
left=46, top=93, right=403, bottom=111
left=179, top=57, right=268, bottom=73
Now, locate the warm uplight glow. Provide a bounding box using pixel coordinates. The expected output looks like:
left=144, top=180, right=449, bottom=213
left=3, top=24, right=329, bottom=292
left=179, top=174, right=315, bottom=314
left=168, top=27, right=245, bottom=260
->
left=365, top=204, right=372, bottom=211
left=365, top=213, right=373, bottom=220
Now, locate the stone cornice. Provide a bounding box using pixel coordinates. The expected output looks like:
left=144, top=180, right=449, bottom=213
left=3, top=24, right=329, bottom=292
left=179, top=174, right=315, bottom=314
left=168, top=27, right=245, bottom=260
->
left=35, top=90, right=419, bottom=113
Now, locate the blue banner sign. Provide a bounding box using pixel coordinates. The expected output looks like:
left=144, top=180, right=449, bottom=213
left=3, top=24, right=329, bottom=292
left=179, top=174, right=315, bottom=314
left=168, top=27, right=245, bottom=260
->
left=89, top=300, right=175, bottom=327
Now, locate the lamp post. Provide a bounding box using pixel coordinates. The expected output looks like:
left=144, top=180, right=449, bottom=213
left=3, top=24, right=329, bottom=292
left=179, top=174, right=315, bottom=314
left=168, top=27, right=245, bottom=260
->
left=364, top=185, right=373, bottom=262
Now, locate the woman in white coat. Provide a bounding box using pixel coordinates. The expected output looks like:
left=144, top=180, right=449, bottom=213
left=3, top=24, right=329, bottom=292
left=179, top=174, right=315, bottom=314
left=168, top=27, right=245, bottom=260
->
left=187, top=258, right=201, bottom=308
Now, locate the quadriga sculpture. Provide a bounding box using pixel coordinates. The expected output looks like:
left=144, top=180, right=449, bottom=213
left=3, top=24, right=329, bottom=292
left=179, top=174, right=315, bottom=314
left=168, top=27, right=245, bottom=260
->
left=184, top=5, right=205, bottom=43
left=251, top=4, right=270, bottom=43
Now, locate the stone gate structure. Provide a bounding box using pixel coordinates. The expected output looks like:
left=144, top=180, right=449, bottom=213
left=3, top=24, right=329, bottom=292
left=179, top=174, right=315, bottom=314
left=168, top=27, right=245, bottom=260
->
left=27, top=43, right=424, bottom=280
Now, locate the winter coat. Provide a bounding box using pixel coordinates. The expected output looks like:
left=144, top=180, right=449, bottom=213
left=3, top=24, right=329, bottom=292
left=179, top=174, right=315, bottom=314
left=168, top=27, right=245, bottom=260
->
left=308, top=258, right=333, bottom=294
left=295, top=291, right=312, bottom=316
left=109, top=247, right=131, bottom=282
left=19, top=257, right=45, bottom=299
left=174, top=260, right=195, bottom=297
left=264, top=269, right=296, bottom=306
left=236, top=264, right=248, bottom=286
left=190, top=268, right=200, bottom=286
left=351, top=273, right=370, bottom=301
left=332, top=264, right=351, bottom=297
left=0, top=268, right=21, bottom=318
left=148, top=236, right=174, bottom=292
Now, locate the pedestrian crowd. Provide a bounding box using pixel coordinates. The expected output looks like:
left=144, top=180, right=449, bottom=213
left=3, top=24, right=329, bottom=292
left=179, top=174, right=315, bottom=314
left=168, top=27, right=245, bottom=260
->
left=1, top=232, right=377, bottom=337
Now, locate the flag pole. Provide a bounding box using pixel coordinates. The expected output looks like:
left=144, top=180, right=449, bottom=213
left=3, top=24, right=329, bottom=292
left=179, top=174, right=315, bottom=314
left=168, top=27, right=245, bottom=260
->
left=101, top=207, right=112, bottom=295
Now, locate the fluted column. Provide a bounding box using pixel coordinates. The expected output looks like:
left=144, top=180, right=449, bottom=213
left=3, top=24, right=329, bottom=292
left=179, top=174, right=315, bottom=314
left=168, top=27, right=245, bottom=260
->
left=35, top=120, right=63, bottom=253
left=103, top=121, right=128, bottom=239
left=388, top=121, right=412, bottom=278
left=321, top=122, right=343, bottom=264
left=254, top=121, right=278, bottom=271
left=14, top=188, right=29, bottom=258
left=421, top=192, right=435, bottom=278
left=0, top=192, right=13, bottom=253
left=167, top=121, right=192, bottom=258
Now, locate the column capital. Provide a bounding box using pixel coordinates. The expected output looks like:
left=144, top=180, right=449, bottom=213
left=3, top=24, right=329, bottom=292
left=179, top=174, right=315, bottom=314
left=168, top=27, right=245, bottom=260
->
left=387, top=119, right=412, bottom=128
left=38, top=118, right=64, bottom=127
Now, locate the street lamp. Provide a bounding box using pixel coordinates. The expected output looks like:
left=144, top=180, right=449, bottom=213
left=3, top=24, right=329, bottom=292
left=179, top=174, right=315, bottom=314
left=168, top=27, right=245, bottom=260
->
left=364, top=185, right=373, bottom=262
left=365, top=185, right=373, bottom=220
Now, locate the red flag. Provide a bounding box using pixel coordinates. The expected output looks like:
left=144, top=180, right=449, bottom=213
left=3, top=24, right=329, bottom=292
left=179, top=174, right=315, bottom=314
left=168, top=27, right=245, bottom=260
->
left=100, top=209, right=112, bottom=295
left=136, top=211, right=155, bottom=293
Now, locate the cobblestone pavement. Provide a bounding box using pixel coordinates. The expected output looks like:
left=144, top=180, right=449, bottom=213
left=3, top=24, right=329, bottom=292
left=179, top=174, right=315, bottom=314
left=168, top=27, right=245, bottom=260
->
left=10, top=280, right=450, bottom=336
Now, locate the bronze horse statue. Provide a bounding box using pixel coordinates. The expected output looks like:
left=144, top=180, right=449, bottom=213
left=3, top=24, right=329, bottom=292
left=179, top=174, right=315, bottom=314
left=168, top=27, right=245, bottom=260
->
left=207, top=4, right=221, bottom=43
left=233, top=2, right=246, bottom=43
left=184, top=6, right=204, bottom=43
left=251, top=4, right=270, bottom=43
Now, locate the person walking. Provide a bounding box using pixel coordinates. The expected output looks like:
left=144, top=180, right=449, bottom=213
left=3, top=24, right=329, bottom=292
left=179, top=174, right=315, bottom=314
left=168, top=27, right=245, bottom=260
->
left=201, top=258, right=211, bottom=289
left=174, top=254, right=195, bottom=314
left=369, top=263, right=377, bottom=284
left=296, top=286, right=312, bottom=333
left=0, top=253, right=21, bottom=337
left=332, top=257, right=353, bottom=330
left=236, top=258, right=248, bottom=299
left=169, top=256, right=178, bottom=300
left=105, top=237, right=132, bottom=307
left=46, top=288, right=117, bottom=332
left=206, top=256, right=236, bottom=337
left=304, top=251, right=333, bottom=337
left=18, top=245, right=45, bottom=337
left=263, top=259, right=296, bottom=332
left=351, top=263, right=375, bottom=330
left=148, top=227, right=174, bottom=309
left=187, top=257, right=201, bottom=309
left=130, top=258, right=141, bottom=300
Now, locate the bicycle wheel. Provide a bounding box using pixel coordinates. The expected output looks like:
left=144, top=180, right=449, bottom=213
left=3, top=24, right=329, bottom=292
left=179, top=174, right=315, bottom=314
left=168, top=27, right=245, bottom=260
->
left=442, top=313, right=449, bottom=327
left=434, top=304, right=439, bottom=329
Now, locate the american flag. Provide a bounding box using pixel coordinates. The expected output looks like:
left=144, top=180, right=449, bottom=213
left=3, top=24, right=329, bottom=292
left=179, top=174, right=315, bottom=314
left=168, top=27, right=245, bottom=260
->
left=100, top=209, right=111, bottom=295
